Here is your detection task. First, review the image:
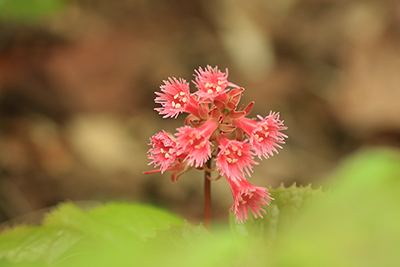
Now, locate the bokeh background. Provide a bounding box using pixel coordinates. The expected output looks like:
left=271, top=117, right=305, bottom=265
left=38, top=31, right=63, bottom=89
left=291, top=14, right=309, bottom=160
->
left=1, top=0, right=400, bottom=225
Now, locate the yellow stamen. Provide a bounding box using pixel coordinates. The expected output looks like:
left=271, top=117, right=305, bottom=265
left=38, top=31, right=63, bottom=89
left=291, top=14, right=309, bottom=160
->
left=196, top=134, right=201, bottom=139
left=182, top=97, right=187, bottom=103
left=225, top=150, right=231, bottom=155
left=180, top=91, right=185, bottom=96
left=175, top=103, right=181, bottom=108
left=237, top=150, right=242, bottom=156
left=174, top=94, right=179, bottom=99
left=232, top=159, right=238, bottom=163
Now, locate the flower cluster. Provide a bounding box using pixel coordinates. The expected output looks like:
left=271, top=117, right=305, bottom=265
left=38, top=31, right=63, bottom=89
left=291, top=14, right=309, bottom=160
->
left=144, top=66, right=287, bottom=223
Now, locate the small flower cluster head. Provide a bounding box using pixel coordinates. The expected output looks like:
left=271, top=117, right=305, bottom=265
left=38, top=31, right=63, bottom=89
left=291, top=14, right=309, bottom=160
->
left=145, top=66, right=287, bottom=223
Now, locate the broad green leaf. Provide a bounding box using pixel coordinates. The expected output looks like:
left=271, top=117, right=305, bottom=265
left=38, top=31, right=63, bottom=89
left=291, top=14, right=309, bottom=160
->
left=0, top=0, right=66, bottom=22
left=272, top=148, right=400, bottom=267
left=0, top=202, right=184, bottom=266
left=230, top=183, right=324, bottom=247
left=141, top=223, right=239, bottom=267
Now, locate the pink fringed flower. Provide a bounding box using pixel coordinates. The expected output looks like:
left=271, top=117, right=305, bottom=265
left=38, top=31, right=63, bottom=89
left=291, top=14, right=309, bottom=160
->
left=147, top=131, right=179, bottom=173
left=227, top=178, right=273, bottom=223
left=234, top=111, right=287, bottom=159
left=193, top=66, right=237, bottom=102
left=176, top=119, right=219, bottom=168
left=216, top=135, right=258, bottom=181
left=145, top=65, right=288, bottom=224
left=155, top=77, right=200, bottom=118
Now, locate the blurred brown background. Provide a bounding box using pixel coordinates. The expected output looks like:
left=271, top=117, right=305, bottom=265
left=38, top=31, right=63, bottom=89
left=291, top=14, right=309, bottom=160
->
left=1, top=0, right=400, bottom=225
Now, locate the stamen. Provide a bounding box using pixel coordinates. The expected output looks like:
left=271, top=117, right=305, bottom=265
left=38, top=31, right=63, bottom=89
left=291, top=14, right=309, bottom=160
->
left=175, top=103, right=181, bottom=108
left=217, top=80, right=223, bottom=85
left=232, top=159, right=238, bottom=163
left=227, top=158, right=232, bottom=163
left=265, top=132, right=269, bottom=137
left=237, top=150, right=242, bottom=156
left=172, top=101, right=175, bottom=107
left=165, top=153, right=170, bottom=158
left=207, top=89, right=213, bottom=94
left=225, top=150, right=231, bottom=155
left=174, top=94, right=179, bottom=99
left=254, top=134, right=259, bottom=140
left=189, top=140, right=193, bottom=145
left=231, top=146, right=238, bottom=151
left=179, top=91, right=185, bottom=96
left=194, top=145, right=200, bottom=149
left=182, top=97, right=187, bottom=103
left=196, top=134, right=201, bottom=139
left=216, top=86, right=221, bottom=91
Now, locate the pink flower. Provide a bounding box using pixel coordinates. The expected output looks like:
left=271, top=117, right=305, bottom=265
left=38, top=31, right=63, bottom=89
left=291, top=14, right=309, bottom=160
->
left=155, top=77, right=199, bottom=118
left=227, top=178, right=273, bottom=223
left=216, top=135, right=258, bottom=181
left=147, top=131, right=178, bottom=173
left=176, top=119, right=219, bottom=168
left=234, top=112, right=287, bottom=159
left=193, top=66, right=237, bottom=102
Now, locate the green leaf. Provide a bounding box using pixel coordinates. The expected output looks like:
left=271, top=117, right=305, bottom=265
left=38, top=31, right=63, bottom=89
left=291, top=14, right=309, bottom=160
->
left=230, top=183, right=325, bottom=247
left=141, top=223, right=239, bottom=267
left=0, top=0, right=66, bottom=22
left=272, top=148, right=400, bottom=267
left=0, top=202, right=185, bottom=266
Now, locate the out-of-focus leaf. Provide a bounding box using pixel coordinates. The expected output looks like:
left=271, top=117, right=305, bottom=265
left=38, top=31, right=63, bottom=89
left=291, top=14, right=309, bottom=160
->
left=0, top=202, right=184, bottom=266
left=230, top=183, right=324, bottom=247
left=140, top=223, right=239, bottom=267
left=0, top=0, right=66, bottom=22
left=272, top=148, right=400, bottom=267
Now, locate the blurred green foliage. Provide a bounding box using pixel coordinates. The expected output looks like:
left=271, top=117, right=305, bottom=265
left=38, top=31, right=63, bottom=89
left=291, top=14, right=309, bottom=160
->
left=0, top=0, right=66, bottom=22
left=0, top=148, right=399, bottom=266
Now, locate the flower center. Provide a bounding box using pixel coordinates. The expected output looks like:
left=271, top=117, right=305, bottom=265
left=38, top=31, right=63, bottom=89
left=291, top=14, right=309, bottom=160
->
left=188, top=133, right=207, bottom=149
left=171, top=91, right=188, bottom=109
left=225, top=145, right=242, bottom=164
left=253, top=124, right=269, bottom=142
left=160, top=147, right=174, bottom=159
left=205, top=80, right=224, bottom=94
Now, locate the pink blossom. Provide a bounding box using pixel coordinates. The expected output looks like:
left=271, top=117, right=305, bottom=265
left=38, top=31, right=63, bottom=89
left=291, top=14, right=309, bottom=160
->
left=147, top=131, right=178, bottom=173
left=216, top=135, right=258, bottom=181
left=193, top=66, right=237, bottom=102
left=234, top=112, right=287, bottom=159
left=227, top=178, right=273, bottom=223
left=155, top=77, right=199, bottom=118
left=176, top=119, right=219, bottom=168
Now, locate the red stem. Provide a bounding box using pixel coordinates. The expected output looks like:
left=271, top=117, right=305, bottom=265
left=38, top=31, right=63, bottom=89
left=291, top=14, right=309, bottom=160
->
left=204, top=160, right=212, bottom=230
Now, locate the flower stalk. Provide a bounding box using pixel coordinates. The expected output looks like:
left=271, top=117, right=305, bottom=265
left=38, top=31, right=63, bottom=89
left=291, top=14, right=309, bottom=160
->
left=204, top=159, right=212, bottom=230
